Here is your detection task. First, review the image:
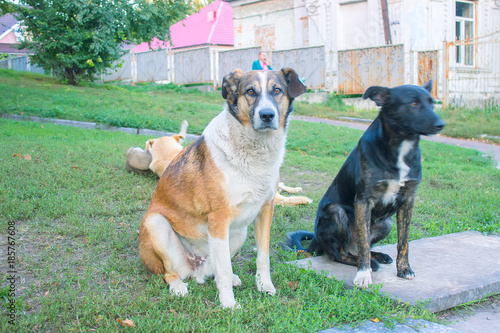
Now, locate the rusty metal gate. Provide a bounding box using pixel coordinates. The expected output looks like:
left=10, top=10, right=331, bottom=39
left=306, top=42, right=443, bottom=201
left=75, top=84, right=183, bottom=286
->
left=272, top=46, right=325, bottom=90
left=338, top=45, right=404, bottom=95
left=174, top=47, right=211, bottom=85
left=417, top=51, right=439, bottom=98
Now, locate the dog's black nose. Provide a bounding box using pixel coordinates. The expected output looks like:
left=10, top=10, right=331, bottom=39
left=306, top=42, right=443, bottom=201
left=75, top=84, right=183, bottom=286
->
left=259, top=109, right=275, bottom=123
left=434, top=120, right=446, bottom=132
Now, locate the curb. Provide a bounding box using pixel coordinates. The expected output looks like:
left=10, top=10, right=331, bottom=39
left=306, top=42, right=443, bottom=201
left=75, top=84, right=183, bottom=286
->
left=2, top=113, right=200, bottom=142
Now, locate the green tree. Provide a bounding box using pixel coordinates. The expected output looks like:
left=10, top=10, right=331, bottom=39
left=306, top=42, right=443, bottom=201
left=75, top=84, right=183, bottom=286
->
left=17, top=0, right=190, bottom=85
left=0, top=0, right=17, bottom=16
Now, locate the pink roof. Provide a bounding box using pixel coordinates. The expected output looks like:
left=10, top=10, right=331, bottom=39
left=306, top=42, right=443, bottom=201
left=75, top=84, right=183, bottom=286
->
left=133, top=0, right=233, bottom=53
left=0, top=14, right=18, bottom=38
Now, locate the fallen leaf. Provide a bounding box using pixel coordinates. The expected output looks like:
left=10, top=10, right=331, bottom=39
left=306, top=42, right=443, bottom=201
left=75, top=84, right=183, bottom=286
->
left=12, top=154, right=19, bottom=157
left=288, top=281, right=299, bottom=291
left=369, top=318, right=380, bottom=323
left=44, top=291, right=49, bottom=297
left=71, top=166, right=79, bottom=170
left=22, top=154, right=32, bottom=160
left=117, top=318, right=135, bottom=327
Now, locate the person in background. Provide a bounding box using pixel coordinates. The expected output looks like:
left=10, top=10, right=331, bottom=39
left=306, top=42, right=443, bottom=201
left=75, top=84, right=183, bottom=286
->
left=252, top=51, right=272, bottom=70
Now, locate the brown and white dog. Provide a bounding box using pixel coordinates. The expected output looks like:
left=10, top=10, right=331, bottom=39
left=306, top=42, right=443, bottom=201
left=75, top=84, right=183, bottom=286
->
left=139, top=68, right=306, bottom=308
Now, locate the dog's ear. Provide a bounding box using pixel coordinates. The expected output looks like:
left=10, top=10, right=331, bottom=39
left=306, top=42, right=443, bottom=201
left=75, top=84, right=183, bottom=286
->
left=422, top=79, right=433, bottom=93
left=221, top=69, right=243, bottom=103
left=363, top=86, right=391, bottom=106
left=172, top=134, right=184, bottom=143
left=145, top=139, right=155, bottom=153
left=281, top=68, right=307, bottom=98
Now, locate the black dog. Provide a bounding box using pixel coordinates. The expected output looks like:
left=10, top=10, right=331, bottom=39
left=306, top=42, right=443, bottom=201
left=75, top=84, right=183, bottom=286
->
left=285, top=80, right=445, bottom=288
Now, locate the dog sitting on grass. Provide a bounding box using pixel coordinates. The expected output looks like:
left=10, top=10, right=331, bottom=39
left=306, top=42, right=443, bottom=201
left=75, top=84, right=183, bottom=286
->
left=138, top=68, right=307, bottom=308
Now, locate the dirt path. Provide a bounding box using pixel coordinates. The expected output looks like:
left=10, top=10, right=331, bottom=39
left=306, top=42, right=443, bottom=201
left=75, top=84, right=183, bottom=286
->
left=291, top=115, right=500, bottom=169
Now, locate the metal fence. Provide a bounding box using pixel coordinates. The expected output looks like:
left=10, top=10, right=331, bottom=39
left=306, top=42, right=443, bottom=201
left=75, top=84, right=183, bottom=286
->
left=218, top=47, right=260, bottom=82
left=103, top=53, right=133, bottom=82
left=138, top=50, right=174, bottom=83
left=102, top=46, right=327, bottom=89
left=272, top=46, right=325, bottom=90
left=337, top=45, right=404, bottom=95
left=443, top=31, right=500, bottom=108
left=0, top=55, right=46, bottom=74
left=5, top=38, right=499, bottom=108
left=174, top=48, right=211, bottom=85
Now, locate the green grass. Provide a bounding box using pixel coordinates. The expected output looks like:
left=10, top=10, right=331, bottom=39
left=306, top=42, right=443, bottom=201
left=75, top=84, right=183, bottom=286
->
left=1, top=117, right=498, bottom=332
left=0, top=69, right=223, bottom=135
left=1, top=68, right=499, bottom=142
left=293, top=96, right=500, bottom=144
left=0, top=69, right=499, bottom=331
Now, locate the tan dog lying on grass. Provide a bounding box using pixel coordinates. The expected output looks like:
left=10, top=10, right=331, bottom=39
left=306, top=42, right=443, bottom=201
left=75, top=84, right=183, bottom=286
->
left=126, top=121, right=312, bottom=206
left=126, top=120, right=188, bottom=176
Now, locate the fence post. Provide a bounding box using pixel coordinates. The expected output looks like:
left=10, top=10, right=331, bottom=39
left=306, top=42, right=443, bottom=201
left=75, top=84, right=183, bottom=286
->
left=26, top=55, right=31, bottom=72
left=7, top=54, right=12, bottom=69
left=213, top=48, right=219, bottom=89
left=443, top=41, right=450, bottom=109
left=131, top=51, right=138, bottom=84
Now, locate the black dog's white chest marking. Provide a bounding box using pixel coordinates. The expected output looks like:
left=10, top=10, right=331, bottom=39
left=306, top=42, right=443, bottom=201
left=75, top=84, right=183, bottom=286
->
left=381, top=140, right=414, bottom=205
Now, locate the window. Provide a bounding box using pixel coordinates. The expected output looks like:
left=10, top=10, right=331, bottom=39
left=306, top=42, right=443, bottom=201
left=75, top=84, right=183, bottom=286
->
left=455, top=1, right=475, bottom=66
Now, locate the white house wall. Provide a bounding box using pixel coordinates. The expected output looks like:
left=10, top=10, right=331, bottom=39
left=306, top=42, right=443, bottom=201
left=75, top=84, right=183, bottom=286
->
left=232, top=0, right=296, bottom=52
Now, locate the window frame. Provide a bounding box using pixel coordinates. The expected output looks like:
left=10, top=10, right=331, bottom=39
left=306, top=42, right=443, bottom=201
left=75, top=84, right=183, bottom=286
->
left=455, top=0, right=476, bottom=67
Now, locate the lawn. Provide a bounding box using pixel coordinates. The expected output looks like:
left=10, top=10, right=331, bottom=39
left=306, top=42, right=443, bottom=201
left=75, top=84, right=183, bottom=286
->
left=1, top=68, right=499, bottom=142
left=0, top=70, right=499, bottom=331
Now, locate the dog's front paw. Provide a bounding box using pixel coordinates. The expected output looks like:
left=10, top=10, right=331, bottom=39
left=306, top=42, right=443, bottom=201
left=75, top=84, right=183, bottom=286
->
left=169, top=279, right=188, bottom=296
left=397, top=266, right=415, bottom=280
left=195, top=275, right=206, bottom=284
left=219, top=291, right=239, bottom=309
left=232, top=274, right=242, bottom=287
left=353, top=269, right=372, bottom=288
left=256, top=275, right=276, bottom=295
left=372, top=252, right=393, bottom=264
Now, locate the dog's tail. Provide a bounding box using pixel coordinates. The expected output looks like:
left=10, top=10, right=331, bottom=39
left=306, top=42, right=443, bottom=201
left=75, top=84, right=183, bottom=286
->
left=282, top=230, right=315, bottom=252
left=178, top=120, right=188, bottom=144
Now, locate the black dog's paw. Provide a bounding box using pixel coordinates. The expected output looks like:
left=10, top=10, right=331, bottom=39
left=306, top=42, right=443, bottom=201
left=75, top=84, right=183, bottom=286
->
left=370, top=259, right=380, bottom=272
left=372, top=252, right=393, bottom=264
left=397, top=267, right=415, bottom=280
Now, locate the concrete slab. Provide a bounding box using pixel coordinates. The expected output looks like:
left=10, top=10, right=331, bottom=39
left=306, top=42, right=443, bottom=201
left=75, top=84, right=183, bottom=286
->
left=290, top=231, right=500, bottom=312
left=319, top=319, right=464, bottom=333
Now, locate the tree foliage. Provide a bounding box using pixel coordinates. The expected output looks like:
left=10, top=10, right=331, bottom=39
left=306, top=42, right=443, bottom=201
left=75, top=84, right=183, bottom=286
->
left=0, top=0, right=17, bottom=16
left=17, top=0, right=190, bottom=85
